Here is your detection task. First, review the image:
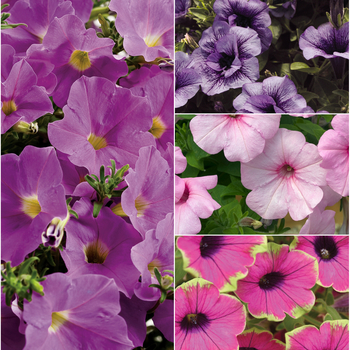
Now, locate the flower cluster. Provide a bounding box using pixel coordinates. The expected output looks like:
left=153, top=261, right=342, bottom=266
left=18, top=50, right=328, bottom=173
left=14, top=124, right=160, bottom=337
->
left=1, top=0, right=174, bottom=349
left=175, top=114, right=348, bottom=234
left=175, top=236, right=349, bottom=349
left=176, top=0, right=349, bottom=113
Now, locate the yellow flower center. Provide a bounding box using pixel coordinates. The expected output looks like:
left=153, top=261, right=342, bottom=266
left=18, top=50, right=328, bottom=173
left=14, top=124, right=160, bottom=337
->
left=149, top=116, right=166, bottom=139
left=84, top=239, right=109, bottom=264
left=148, top=258, right=161, bottom=276
left=87, top=133, right=107, bottom=150
left=21, top=195, right=41, bottom=219
left=2, top=100, right=17, bottom=116
left=135, top=195, right=149, bottom=217
left=144, top=34, right=162, bottom=47
left=69, top=50, right=91, bottom=71
left=111, top=202, right=127, bottom=217
left=49, top=311, right=70, bottom=333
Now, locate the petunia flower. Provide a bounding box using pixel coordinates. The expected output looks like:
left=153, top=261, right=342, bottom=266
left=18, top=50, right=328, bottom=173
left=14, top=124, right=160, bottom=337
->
left=1, top=59, right=53, bottom=134
left=110, top=0, right=174, bottom=62
left=318, top=114, right=349, bottom=197
left=61, top=198, right=142, bottom=298
left=153, top=299, right=174, bottom=343
left=175, top=0, right=191, bottom=21
left=241, top=128, right=327, bottom=221
left=285, top=320, right=349, bottom=350
left=27, top=14, right=128, bottom=107
left=175, top=146, right=187, bottom=174
left=269, top=0, right=297, bottom=20
left=191, top=21, right=261, bottom=95
left=291, top=236, right=349, bottom=292
left=237, top=328, right=286, bottom=350
left=112, top=146, right=173, bottom=236
left=22, top=273, right=133, bottom=349
left=175, top=176, right=220, bottom=235
left=175, top=278, right=246, bottom=350
left=235, top=242, right=318, bottom=321
left=1, top=0, right=75, bottom=55
left=175, top=51, right=202, bottom=108
left=177, top=236, right=266, bottom=292
left=299, top=208, right=336, bottom=234
left=213, top=0, right=272, bottom=52
left=1, top=146, right=67, bottom=266
left=48, top=76, right=155, bottom=175
left=233, top=76, right=314, bottom=113
left=190, top=114, right=281, bottom=163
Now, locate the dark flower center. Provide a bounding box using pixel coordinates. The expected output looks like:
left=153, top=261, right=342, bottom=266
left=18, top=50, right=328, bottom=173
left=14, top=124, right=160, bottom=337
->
left=259, top=271, right=285, bottom=290
left=218, top=52, right=235, bottom=70
left=314, top=237, right=338, bottom=260
left=200, top=237, right=223, bottom=258
left=272, top=0, right=290, bottom=4
left=234, top=14, right=251, bottom=28
left=180, top=185, right=190, bottom=203
left=180, top=313, right=210, bottom=332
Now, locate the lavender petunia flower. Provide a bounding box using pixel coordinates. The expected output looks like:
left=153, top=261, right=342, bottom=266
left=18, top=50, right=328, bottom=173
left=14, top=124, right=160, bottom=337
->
left=1, top=0, right=74, bottom=55
left=61, top=198, right=141, bottom=298
left=110, top=0, right=174, bottom=62
left=23, top=273, right=133, bottom=349
left=48, top=76, right=155, bottom=174
left=131, top=213, right=173, bottom=301
left=68, top=0, right=93, bottom=23
left=1, top=59, right=53, bottom=134
left=175, top=0, right=191, bottom=21
left=175, top=51, right=202, bottom=108
left=113, top=146, right=173, bottom=236
left=213, top=0, right=272, bottom=52
left=191, top=21, right=261, bottom=95
left=27, top=14, right=128, bottom=107
left=233, top=76, right=314, bottom=113
left=270, top=0, right=297, bottom=20
left=1, top=146, right=67, bottom=266
left=153, top=300, right=174, bottom=342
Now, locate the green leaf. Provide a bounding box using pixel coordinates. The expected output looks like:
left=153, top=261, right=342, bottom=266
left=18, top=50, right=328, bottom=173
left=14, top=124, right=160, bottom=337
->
left=291, top=62, right=310, bottom=70
left=299, top=91, right=319, bottom=102
left=284, top=314, right=304, bottom=331
left=185, top=150, right=204, bottom=170
left=316, top=298, right=342, bottom=320
left=269, top=17, right=282, bottom=44
left=326, top=288, right=335, bottom=305
left=332, top=90, right=349, bottom=99
left=18, top=257, right=39, bottom=276
left=294, top=118, right=325, bottom=140
left=189, top=8, right=208, bottom=19
left=92, top=201, right=103, bottom=218
left=217, top=161, right=241, bottom=177
left=154, top=267, right=162, bottom=285
left=324, top=313, right=333, bottom=321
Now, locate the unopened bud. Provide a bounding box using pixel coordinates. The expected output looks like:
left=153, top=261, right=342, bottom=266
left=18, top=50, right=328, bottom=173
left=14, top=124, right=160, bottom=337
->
left=12, top=121, right=38, bottom=134
left=184, top=33, right=199, bottom=50
left=42, top=212, right=70, bottom=248
left=239, top=217, right=263, bottom=230
left=161, top=275, right=173, bottom=290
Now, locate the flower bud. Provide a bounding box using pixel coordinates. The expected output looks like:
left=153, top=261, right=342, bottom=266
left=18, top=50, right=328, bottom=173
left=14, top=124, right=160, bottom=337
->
left=239, top=217, right=263, bottom=230
left=12, top=121, right=38, bottom=134
left=42, top=212, right=70, bottom=248
left=161, top=275, right=173, bottom=290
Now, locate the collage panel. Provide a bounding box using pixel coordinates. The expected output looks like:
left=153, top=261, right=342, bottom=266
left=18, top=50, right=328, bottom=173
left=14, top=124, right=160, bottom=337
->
left=175, top=0, right=349, bottom=114
left=175, top=114, right=349, bottom=234
left=1, top=0, right=174, bottom=349
left=175, top=235, right=349, bottom=349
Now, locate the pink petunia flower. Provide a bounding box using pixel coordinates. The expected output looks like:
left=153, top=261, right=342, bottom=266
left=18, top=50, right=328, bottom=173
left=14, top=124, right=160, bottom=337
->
left=285, top=320, right=349, bottom=350
left=237, top=328, right=285, bottom=350
left=110, top=0, right=174, bottom=62
left=177, top=236, right=266, bottom=292
left=190, top=114, right=281, bottom=163
left=291, top=236, right=349, bottom=292
left=235, top=242, right=318, bottom=321
left=318, top=114, right=349, bottom=197
left=241, top=128, right=327, bottom=221
left=175, top=278, right=246, bottom=350
left=299, top=208, right=336, bottom=234
left=175, top=146, right=187, bottom=174
left=175, top=175, right=220, bottom=235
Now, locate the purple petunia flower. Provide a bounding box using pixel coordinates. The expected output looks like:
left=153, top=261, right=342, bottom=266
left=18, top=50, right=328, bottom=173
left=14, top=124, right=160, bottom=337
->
left=177, top=236, right=266, bottom=292
left=285, top=320, right=349, bottom=350
left=235, top=242, right=318, bottom=321
left=175, top=0, right=191, bottom=21
left=153, top=299, right=174, bottom=343
left=48, top=76, right=155, bottom=174
left=1, top=59, right=53, bottom=134
left=27, top=14, right=128, bottom=107
left=269, top=0, right=297, bottom=20
left=61, top=198, right=142, bottom=298
left=213, top=0, right=272, bottom=52
left=233, top=76, right=314, bottom=113
left=191, top=21, right=261, bottom=95
left=1, top=146, right=67, bottom=266
left=291, top=236, right=349, bottom=292
left=175, top=51, right=202, bottom=108
left=175, top=278, right=246, bottom=350
left=110, top=0, right=174, bottom=62
left=22, top=273, right=133, bottom=349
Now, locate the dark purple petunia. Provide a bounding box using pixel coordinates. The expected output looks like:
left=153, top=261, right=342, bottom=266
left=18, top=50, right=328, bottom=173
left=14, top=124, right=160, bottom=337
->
left=213, top=0, right=272, bottom=52
left=233, top=76, right=314, bottom=113
left=191, top=21, right=261, bottom=96
left=269, top=0, right=297, bottom=20
left=175, top=51, right=202, bottom=108
left=175, top=0, right=191, bottom=21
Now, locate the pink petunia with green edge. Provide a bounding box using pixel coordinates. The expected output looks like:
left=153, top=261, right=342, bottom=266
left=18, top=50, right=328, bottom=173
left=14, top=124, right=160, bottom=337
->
left=237, top=327, right=285, bottom=350
left=285, top=320, right=349, bottom=350
left=235, top=242, right=318, bottom=321
left=177, top=236, right=267, bottom=292
left=175, top=278, right=246, bottom=350
left=291, top=236, right=349, bottom=293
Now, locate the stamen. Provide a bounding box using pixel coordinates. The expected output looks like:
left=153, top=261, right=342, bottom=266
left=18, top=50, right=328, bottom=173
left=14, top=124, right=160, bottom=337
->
left=144, top=34, right=161, bottom=47
left=88, top=133, right=107, bottom=150
left=149, top=116, right=166, bottom=139
left=49, top=310, right=69, bottom=333
left=21, top=195, right=41, bottom=219
left=2, top=100, right=17, bottom=116
left=69, top=50, right=91, bottom=71
left=320, top=248, right=330, bottom=259
left=135, top=195, right=149, bottom=217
